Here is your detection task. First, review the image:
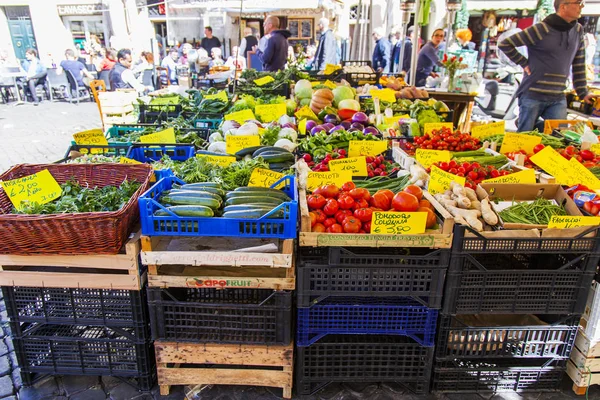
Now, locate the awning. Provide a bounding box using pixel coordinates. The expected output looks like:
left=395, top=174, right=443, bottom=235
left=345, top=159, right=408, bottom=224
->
left=169, top=0, right=322, bottom=12
left=466, top=0, right=537, bottom=11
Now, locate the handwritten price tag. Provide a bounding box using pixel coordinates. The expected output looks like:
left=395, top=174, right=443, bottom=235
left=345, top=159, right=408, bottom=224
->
left=255, top=103, right=287, bottom=123
left=424, top=123, right=453, bottom=135
left=139, top=128, right=176, bottom=144
left=471, top=121, right=505, bottom=139
left=226, top=135, right=260, bottom=155
left=204, top=90, right=228, bottom=102
left=324, top=64, right=341, bottom=75
left=72, top=129, right=108, bottom=145
left=119, top=157, right=141, bottom=164
left=348, top=140, right=388, bottom=158
left=591, top=144, right=600, bottom=156
left=295, top=106, right=318, bottom=121
left=369, top=88, right=397, bottom=103
left=384, top=115, right=410, bottom=125
left=499, top=132, right=542, bottom=154
left=323, top=80, right=337, bottom=89
left=299, top=119, right=307, bottom=135
left=530, top=146, right=571, bottom=185
left=196, top=154, right=237, bottom=167
left=428, top=165, right=466, bottom=195
left=329, top=156, right=368, bottom=177
left=248, top=168, right=285, bottom=189
left=416, top=149, right=451, bottom=168
left=307, top=171, right=353, bottom=191
left=370, top=211, right=428, bottom=235
left=549, top=216, right=600, bottom=229
left=254, top=76, right=275, bottom=86
left=482, top=168, right=536, bottom=184
left=566, top=158, right=600, bottom=189
left=225, top=109, right=256, bottom=124
left=1, top=169, right=62, bottom=211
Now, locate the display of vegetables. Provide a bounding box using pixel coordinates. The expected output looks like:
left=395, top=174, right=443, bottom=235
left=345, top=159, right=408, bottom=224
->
left=434, top=181, right=498, bottom=232
left=307, top=182, right=437, bottom=233
left=297, top=130, right=381, bottom=161
left=482, top=131, right=565, bottom=149
left=430, top=160, right=513, bottom=189
left=405, top=127, right=481, bottom=152
left=498, top=198, right=567, bottom=225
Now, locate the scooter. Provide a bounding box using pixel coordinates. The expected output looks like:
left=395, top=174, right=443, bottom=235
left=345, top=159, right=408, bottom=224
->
left=473, top=66, right=523, bottom=121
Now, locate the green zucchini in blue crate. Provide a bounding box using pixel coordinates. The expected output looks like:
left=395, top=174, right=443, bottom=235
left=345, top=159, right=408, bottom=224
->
left=161, top=194, right=221, bottom=209
left=223, top=204, right=284, bottom=213
left=231, top=187, right=291, bottom=201
left=165, top=190, right=223, bottom=202
left=223, top=209, right=285, bottom=219
left=155, top=205, right=214, bottom=217
left=225, top=196, right=285, bottom=206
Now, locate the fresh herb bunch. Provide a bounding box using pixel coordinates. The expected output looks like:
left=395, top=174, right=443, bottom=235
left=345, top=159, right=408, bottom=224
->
left=66, top=154, right=121, bottom=164
left=15, top=179, right=141, bottom=215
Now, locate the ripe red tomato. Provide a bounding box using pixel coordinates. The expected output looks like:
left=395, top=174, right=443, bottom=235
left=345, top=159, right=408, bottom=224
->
left=580, top=150, right=595, bottom=161
left=404, top=185, right=423, bottom=201
left=354, top=208, right=373, bottom=222
left=370, top=192, right=391, bottom=211
left=337, top=194, right=356, bottom=210
left=419, top=199, right=432, bottom=210
left=307, top=194, right=326, bottom=210
left=349, top=188, right=370, bottom=200
left=343, top=217, right=361, bottom=233
left=327, top=223, right=344, bottom=233
left=313, top=209, right=326, bottom=223
left=533, top=144, right=545, bottom=154
left=418, top=207, right=437, bottom=228
left=323, top=218, right=337, bottom=228
left=309, top=212, right=317, bottom=227
left=376, top=189, right=395, bottom=202
left=355, top=198, right=370, bottom=210
left=335, top=209, right=353, bottom=224
left=341, top=182, right=356, bottom=192
left=318, top=184, right=340, bottom=198
left=362, top=221, right=372, bottom=232
left=312, top=223, right=326, bottom=232
left=392, top=192, right=419, bottom=212
left=323, top=198, right=339, bottom=216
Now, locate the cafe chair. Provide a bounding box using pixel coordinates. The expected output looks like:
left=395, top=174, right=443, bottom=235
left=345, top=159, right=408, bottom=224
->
left=46, top=68, right=69, bottom=101
left=65, top=70, right=90, bottom=104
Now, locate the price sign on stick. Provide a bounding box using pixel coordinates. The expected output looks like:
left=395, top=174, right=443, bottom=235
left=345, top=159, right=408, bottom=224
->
left=549, top=216, right=600, bottom=229
left=72, top=129, right=108, bottom=154
left=307, top=171, right=353, bottom=191
left=370, top=211, right=428, bottom=235
left=196, top=154, right=237, bottom=167
left=139, top=128, right=176, bottom=144
left=255, top=103, right=287, bottom=123
left=1, top=169, right=63, bottom=211
left=248, top=168, right=285, bottom=189
left=482, top=169, right=536, bottom=184
left=471, top=121, right=505, bottom=139
left=499, top=132, right=542, bottom=154
left=416, top=149, right=451, bottom=168
left=225, top=109, right=256, bottom=124
left=329, top=156, right=368, bottom=177
left=428, top=166, right=466, bottom=195
left=348, top=141, right=388, bottom=157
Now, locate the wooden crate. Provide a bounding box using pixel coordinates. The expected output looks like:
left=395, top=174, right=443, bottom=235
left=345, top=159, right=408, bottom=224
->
left=141, top=236, right=295, bottom=290
left=299, top=188, right=454, bottom=248
left=155, top=341, right=293, bottom=398
left=0, top=231, right=144, bottom=290
left=568, top=327, right=600, bottom=395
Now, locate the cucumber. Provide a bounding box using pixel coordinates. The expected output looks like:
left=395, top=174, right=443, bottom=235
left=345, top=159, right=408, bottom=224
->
left=268, top=162, right=294, bottom=170
left=252, top=147, right=291, bottom=157
left=222, top=209, right=284, bottom=219
left=223, top=204, right=280, bottom=213
left=176, top=186, right=225, bottom=198
left=234, top=186, right=291, bottom=197
left=167, top=190, right=223, bottom=202
left=162, top=195, right=221, bottom=209
left=227, top=190, right=290, bottom=202
left=155, top=205, right=214, bottom=217
left=258, top=152, right=295, bottom=163
left=225, top=196, right=284, bottom=206
left=176, top=182, right=222, bottom=189
left=235, top=146, right=265, bottom=158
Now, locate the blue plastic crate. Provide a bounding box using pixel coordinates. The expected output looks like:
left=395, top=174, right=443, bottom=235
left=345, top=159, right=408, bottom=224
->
left=297, top=297, right=438, bottom=347
left=138, top=175, right=298, bottom=238
left=127, top=144, right=194, bottom=183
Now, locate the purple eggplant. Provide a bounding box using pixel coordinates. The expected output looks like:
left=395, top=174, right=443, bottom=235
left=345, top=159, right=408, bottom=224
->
left=310, top=126, right=326, bottom=135
left=347, top=128, right=361, bottom=133
left=324, top=114, right=340, bottom=125
left=306, top=120, right=317, bottom=132
left=329, top=125, right=345, bottom=134
left=363, top=126, right=379, bottom=135
left=340, top=120, right=352, bottom=130
left=351, top=112, right=369, bottom=124
left=350, top=122, right=365, bottom=131
left=321, top=123, right=335, bottom=131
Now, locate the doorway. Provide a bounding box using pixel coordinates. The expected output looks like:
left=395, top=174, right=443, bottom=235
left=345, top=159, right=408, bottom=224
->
left=3, top=6, right=37, bottom=61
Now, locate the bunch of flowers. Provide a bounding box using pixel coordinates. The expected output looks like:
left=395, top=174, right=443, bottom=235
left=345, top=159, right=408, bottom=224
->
left=441, top=54, right=464, bottom=75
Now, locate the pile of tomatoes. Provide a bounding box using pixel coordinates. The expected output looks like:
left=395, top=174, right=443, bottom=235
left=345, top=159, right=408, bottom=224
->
left=307, top=182, right=437, bottom=233
left=404, top=128, right=481, bottom=152
left=555, top=145, right=600, bottom=168
left=303, top=150, right=400, bottom=177
left=430, top=160, right=512, bottom=189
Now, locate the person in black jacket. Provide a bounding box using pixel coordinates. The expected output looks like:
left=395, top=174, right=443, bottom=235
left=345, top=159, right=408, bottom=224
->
left=372, top=27, right=391, bottom=73
left=313, top=18, right=338, bottom=71
left=391, top=26, right=413, bottom=73
left=239, top=27, right=258, bottom=58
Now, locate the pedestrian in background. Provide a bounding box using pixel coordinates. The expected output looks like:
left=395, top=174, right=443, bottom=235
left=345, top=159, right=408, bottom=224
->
left=59, top=49, right=94, bottom=91
left=313, top=17, right=338, bottom=71
left=98, top=48, right=117, bottom=71
left=161, top=48, right=178, bottom=84
left=239, top=27, right=258, bottom=58
left=372, top=27, right=391, bottom=73
left=415, top=28, right=445, bottom=87
left=255, top=16, right=291, bottom=72
left=201, top=27, right=222, bottom=55
left=18, top=48, right=46, bottom=106
left=391, top=26, right=414, bottom=73
left=109, top=48, right=146, bottom=94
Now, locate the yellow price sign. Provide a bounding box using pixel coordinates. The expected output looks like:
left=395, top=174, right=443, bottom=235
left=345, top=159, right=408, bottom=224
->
left=299, top=119, right=307, bottom=135
left=196, top=154, right=237, bottom=167
left=119, top=157, right=141, bottom=164
left=225, top=109, right=256, bottom=124
left=428, top=165, right=466, bottom=195
left=384, top=115, right=410, bottom=125
left=471, top=121, right=505, bottom=139
left=530, top=146, right=571, bottom=185
left=204, top=90, right=228, bottom=102
left=348, top=140, right=388, bottom=158
left=1, top=169, right=63, bottom=211
left=369, top=88, right=397, bottom=103
left=226, top=135, right=261, bottom=155
left=329, top=156, right=368, bottom=177
left=255, top=103, right=287, bottom=123
left=416, top=149, right=451, bottom=168
left=72, top=129, right=108, bottom=146
left=254, top=76, right=275, bottom=86
left=482, top=168, right=536, bottom=184
left=591, top=144, right=600, bottom=156
left=248, top=168, right=285, bottom=189
left=548, top=215, right=600, bottom=229
left=370, top=211, right=428, bottom=235
left=324, top=64, right=341, bottom=75
left=306, top=171, right=353, bottom=191
left=295, top=106, right=318, bottom=121
left=323, top=80, right=337, bottom=89
left=139, top=128, right=176, bottom=144
left=566, top=158, right=600, bottom=189
left=424, top=123, right=453, bottom=135
left=499, top=132, right=542, bottom=154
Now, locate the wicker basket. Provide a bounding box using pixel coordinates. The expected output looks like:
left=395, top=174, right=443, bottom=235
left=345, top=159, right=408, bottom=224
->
left=0, top=164, right=153, bottom=255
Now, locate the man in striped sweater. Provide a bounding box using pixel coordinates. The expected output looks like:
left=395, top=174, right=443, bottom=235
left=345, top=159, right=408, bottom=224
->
left=498, top=0, right=596, bottom=132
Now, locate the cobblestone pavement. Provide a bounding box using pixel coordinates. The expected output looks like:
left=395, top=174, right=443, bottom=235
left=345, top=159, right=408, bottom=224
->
left=0, top=101, right=101, bottom=171
left=0, top=100, right=598, bottom=400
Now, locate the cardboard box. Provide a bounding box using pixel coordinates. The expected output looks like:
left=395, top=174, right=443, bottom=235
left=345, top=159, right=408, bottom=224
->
left=582, top=281, right=600, bottom=342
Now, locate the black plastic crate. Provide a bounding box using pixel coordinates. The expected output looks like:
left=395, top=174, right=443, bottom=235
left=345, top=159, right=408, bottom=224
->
left=147, top=287, right=292, bottom=344
left=452, top=224, right=600, bottom=254
left=432, top=358, right=566, bottom=393
left=229, top=81, right=290, bottom=98
left=14, top=323, right=154, bottom=389
left=138, top=104, right=183, bottom=123
left=436, top=314, right=579, bottom=360
left=297, top=247, right=448, bottom=308
left=3, top=287, right=148, bottom=337
left=295, top=334, right=433, bottom=396
left=443, top=252, right=597, bottom=315
left=20, top=371, right=155, bottom=392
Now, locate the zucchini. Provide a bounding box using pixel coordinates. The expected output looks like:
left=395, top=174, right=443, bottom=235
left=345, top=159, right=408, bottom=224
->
left=228, top=189, right=290, bottom=202
left=176, top=182, right=222, bottom=189
left=223, top=204, right=280, bottom=213
left=176, top=186, right=225, bottom=198
left=225, top=196, right=284, bottom=206
left=162, top=195, right=221, bottom=209
left=222, top=209, right=284, bottom=219
left=155, top=205, right=214, bottom=217
left=252, top=147, right=291, bottom=157
left=235, top=145, right=265, bottom=158
left=268, top=162, right=294, bottom=170
left=167, top=190, right=223, bottom=202
left=234, top=186, right=290, bottom=196
left=258, top=152, right=295, bottom=163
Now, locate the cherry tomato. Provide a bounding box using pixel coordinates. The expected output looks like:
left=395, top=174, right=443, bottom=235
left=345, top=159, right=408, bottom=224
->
left=307, top=194, right=326, bottom=210
left=323, top=198, right=339, bottom=216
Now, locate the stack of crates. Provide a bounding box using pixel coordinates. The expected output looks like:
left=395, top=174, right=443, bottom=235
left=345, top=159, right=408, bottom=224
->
left=295, top=245, right=450, bottom=396
left=433, top=225, right=600, bottom=394
left=0, top=232, right=155, bottom=392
